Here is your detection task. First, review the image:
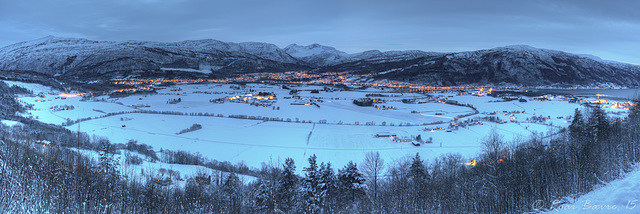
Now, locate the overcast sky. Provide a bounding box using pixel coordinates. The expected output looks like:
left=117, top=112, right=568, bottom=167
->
left=1, top=0, right=639, bottom=64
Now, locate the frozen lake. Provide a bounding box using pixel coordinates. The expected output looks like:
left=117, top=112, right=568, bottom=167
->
left=541, top=88, right=640, bottom=100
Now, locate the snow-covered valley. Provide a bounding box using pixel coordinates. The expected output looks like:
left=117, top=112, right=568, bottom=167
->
left=9, top=80, right=630, bottom=173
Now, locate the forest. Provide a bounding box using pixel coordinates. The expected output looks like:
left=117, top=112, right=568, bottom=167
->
left=1, top=80, right=640, bottom=213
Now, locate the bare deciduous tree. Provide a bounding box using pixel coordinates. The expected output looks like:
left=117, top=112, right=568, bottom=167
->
left=362, top=151, right=384, bottom=207
left=481, top=127, right=505, bottom=160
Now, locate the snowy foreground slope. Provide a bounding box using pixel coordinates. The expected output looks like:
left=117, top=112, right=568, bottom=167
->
left=542, top=165, right=640, bottom=213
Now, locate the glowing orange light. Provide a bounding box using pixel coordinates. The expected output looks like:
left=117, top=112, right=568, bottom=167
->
left=464, top=159, right=478, bottom=166
left=59, top=93, right=84, bottom=97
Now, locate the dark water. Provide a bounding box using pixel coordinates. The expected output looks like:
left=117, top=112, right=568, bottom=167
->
left=541, top=89, right=640, bottom=100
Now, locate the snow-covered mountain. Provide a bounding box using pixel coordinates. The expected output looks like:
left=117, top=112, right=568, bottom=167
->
left=323, top=45, right=640, bottom=87
left=1, top=36, right=640, bottom=87
left=0, top=36, right=310, bottom=79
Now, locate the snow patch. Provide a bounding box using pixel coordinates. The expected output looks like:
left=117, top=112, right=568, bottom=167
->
left=1, top=120, right=22, bottom=127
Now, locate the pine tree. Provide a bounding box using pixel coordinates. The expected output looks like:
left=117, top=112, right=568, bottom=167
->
left=568, top=108, right=585, bottom=141
left=567, top=107, right=587, bottom=192
left=409, top=152, right=429, bottom=211
left=409, top=153, right=428, bottom=182
left=337, top=161, right=365, bottom=211
left=95, top=139, right=121, bottom=210
left=301, top=154, right=321, bottom=214
left=254, top=159, right=283, bottom=213
left=222, top=173, right=242, bottom=214
left=254, top=178, right=276, bottom=213
left=318, top=162, right=337, bottom=212
left=588, top=105, right=611, bottom=178
left=589, top=105, right=610, bottom=142
left=277, top=158, right=297, bottom=213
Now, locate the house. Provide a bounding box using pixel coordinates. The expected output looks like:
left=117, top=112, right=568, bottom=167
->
left=375, top=132, right=397, bottom=138
left=130, top=104, right=150, bottom=108
left=153, top=177, right=172, bottom=186
left=167, top=98, right=181, bottom=104
left=502, top=96, right=518, bottom=101
left=393, top=137, right=413, bottom=142
left=196, top=176, right=211, bottom=185
left=290, top=100, right=308, bottom=105
left=210, top=98, right=226, bottom=104
left=445, top=100, right=459, bottom=105
left=353, top=98, right=373, bottom=106
left=36, top=140, right=53, bottom=147
left=402, top=99, right=416, bottom=104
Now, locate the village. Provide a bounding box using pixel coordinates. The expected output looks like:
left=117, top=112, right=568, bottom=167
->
left=6, top=78, right=633, bottom=177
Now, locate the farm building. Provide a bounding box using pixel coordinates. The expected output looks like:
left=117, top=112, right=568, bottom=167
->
left=393, top=137, right=413, bottom=143
left=375, top=132, right=397, bottom=138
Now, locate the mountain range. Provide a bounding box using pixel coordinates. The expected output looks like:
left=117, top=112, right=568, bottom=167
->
left=1, top=36, right=639, bottom=87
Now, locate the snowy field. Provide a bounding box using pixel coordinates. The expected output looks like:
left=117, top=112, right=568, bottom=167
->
left=10, top=81, right=629, bottom=170
left=66, top=113, right=557, bottom=169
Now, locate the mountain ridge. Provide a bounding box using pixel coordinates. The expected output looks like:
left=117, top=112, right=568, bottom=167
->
left=1, top=36, right=639, bottom=87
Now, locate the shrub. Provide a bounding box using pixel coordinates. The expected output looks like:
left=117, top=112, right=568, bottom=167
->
left=125, top=152, right=143, bottom=165
left=176, top=123, right=202, bottom=135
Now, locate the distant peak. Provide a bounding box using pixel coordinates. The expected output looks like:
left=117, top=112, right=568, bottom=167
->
left=578, top=54, right=603, bottom=61
left=285, top=43, right=335, bottom=50
left=30, top=35, right=91, bottom=43
left=486, top=45, right=566, bottom=55
left=285, top=43, right=299, bottom=48
left=309, top=43, right=323, bottom=48
left=360, top=50, right=382, bottom=54
left=501, top=45, right=536, bottom=49
left=33, top=35, right=62, bottom=42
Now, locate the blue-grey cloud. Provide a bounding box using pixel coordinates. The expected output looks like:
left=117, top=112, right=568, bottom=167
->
left=1, top=0, right=639, bottom=64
